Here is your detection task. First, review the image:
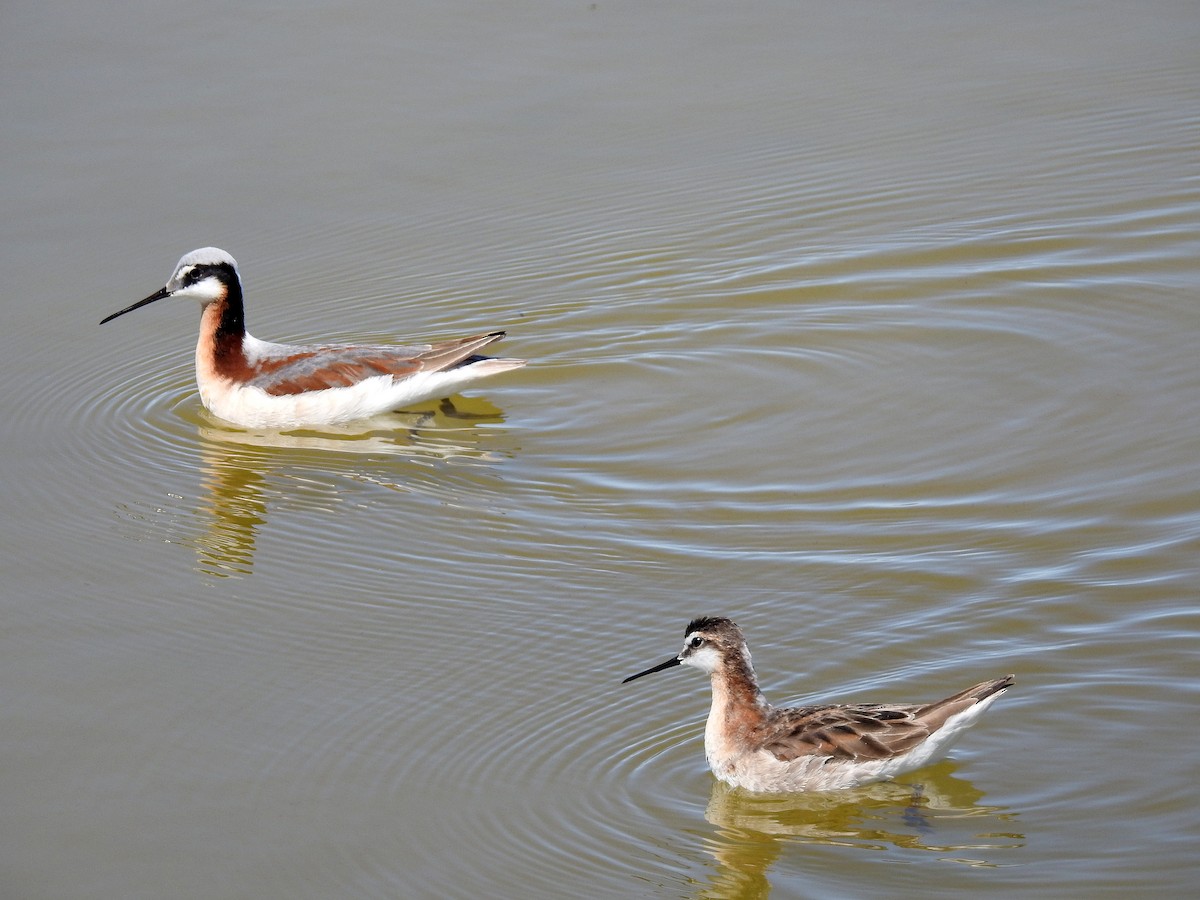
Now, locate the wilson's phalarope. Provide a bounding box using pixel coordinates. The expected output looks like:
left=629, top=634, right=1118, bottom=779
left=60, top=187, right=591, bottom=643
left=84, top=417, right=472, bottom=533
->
left=101, top=248, right=525, bottom=429
left=624, top=617, right=1014, bottom=793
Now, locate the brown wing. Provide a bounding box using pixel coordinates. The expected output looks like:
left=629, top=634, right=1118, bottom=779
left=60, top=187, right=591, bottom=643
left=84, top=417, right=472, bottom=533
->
left=761, top=704, right=931, bottom=762
left=250, top=332, right=510, bottom=396
left=910, top=675, right=1016, bottom=731
left=762, top=675, right=1015, bottom=763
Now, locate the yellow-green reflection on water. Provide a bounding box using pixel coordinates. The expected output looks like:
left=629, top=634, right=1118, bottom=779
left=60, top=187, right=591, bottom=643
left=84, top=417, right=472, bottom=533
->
left=699, top=766, right=1023, bottom=898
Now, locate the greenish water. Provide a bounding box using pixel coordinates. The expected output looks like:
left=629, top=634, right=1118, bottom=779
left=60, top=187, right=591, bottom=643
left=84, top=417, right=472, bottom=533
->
left=2, top=2, right=1197, bottom=897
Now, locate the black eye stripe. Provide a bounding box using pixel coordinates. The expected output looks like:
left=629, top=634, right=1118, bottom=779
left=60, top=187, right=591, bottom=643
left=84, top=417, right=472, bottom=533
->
left=179, top=264, right=216, bottom=286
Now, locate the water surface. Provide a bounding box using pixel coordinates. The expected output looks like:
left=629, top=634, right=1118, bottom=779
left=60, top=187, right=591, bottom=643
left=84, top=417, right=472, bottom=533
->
left=2, top=2, right=1197, bottom=897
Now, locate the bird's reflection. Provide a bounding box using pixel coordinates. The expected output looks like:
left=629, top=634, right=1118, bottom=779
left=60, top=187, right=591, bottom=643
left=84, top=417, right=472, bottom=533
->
left=189, top=397, right=516, bottom=577
left=696, top=762, right=1023, bottom=899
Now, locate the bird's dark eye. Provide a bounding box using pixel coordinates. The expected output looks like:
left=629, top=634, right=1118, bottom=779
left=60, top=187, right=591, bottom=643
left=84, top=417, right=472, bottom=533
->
left=688, top=636, right=703, bottom=649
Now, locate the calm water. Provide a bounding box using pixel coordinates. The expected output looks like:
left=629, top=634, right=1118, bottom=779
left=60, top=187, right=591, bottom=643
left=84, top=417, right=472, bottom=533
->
left=2, top=2, right=1198, bottom=898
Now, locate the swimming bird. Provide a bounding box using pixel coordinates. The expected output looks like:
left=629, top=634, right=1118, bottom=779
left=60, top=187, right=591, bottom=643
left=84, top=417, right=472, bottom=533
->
left=623, top=617, right=1014, bottom=793
left=101, top=248, right=525, bottom=429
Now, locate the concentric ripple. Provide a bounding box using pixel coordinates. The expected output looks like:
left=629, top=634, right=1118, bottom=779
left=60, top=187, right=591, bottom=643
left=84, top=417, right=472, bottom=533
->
left=5, top=7, right=1197, bottom=895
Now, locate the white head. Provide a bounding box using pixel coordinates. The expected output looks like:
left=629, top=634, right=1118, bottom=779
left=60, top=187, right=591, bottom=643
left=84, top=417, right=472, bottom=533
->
left=623, top=616, right=751, bottom=683
left=164, top=247, right=239, bottom=302
left=100, top=247, right=241, bottom=324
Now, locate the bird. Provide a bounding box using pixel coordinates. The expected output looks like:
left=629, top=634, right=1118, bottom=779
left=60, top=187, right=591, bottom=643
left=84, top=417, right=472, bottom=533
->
left=100, top=247, right=525, bottom=429
left=623, top=616, right=1014, bottom=793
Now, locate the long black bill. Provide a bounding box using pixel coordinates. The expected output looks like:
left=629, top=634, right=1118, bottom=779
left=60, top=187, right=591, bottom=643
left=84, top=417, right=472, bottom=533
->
left=622, top=655, right=681, bottom=684
left=100, top=286, right=172, bottom=325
